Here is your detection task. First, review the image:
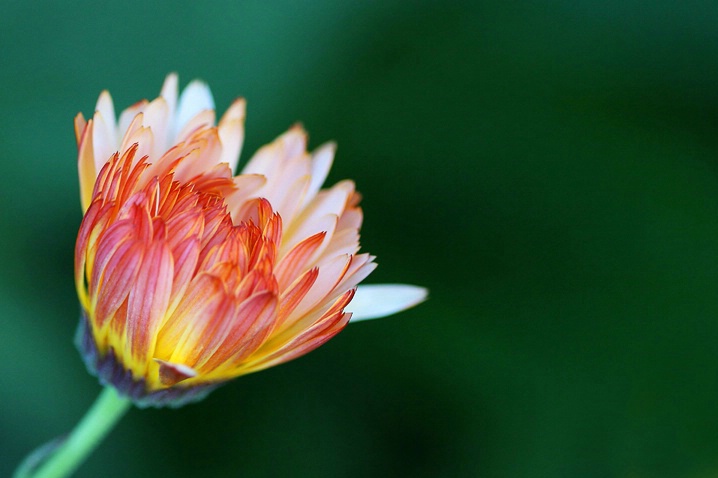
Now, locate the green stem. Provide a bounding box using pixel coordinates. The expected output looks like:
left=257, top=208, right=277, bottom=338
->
left=15, top=387, right=132, bottom=478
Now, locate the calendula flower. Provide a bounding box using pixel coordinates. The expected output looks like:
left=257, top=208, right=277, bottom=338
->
left=73, top=74, right=426, bottom=407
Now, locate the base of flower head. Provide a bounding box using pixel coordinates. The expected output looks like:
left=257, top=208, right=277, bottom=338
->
left=75, top=312, right=222, bottom=408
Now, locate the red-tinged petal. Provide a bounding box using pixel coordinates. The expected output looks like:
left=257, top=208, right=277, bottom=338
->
left=92, top=238, right=144, bottom=330
left=125, top=240, right=174, bottom=368
left=254, top=198, right=282, bottom=246
left=166, top=236, right=200, bottom=315
left=255, top=312, right=349, bottom=371
left=275, top=232, right=325, bottom=290
left=118, top=126, right=154, bottom=173
left=231, top=266, right=277, bottom=302
left=165, top=208, right=204, bottom=248
left=281, top=253, right=352, bottom=329
left=241, top=290, right=354, bottom=374
left=154, top=273, right=225, bottom=360
left=293, top=254, right=374, bottom=322
left=80, top=204, right=116, bottom=293
left=93, top=146, right=148, bottom=213
left=196, top=291, right=278, bottom=374
left=185, top=162, right=236, bottom=196
left=280, top=213, right=338, bottom=261
left=166, top=293, right=235, bottom=369
left=277, top=268, right=319, bottom=326
left=197, top=227, right=240, bottom=273
left=90, top=200, right=151, bottom=290
left=75, top=199, right=105, bottom=307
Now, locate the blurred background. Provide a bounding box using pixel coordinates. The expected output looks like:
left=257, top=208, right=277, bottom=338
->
left=1, top=1, right=717, bottom=477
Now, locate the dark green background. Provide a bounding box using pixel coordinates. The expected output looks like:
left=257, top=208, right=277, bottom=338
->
left=2, top=1, right=717, bottom=477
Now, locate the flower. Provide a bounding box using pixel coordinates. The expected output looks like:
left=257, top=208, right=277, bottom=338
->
left=73, top=74, right=427, bottom=407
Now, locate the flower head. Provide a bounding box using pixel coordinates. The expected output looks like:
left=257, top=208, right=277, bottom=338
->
left=73, top=74, right=426, bottom=407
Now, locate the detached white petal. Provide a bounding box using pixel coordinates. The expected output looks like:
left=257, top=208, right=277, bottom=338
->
left=349, top=284, right=428, bottom=322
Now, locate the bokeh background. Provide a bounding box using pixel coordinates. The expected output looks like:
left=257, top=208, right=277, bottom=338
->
left=2, top=1, right=717, bottom=477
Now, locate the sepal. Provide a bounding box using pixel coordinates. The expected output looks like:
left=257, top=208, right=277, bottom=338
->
left=75, top=311, right=221, bottom=408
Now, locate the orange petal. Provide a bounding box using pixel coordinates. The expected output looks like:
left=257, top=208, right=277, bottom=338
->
left=125, top=240, right=174, bottom=366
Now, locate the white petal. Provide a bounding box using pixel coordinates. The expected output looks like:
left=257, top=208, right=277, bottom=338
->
left=160, top=73, right=179, bottom=116
left=218, top=99, right=246, bottom=173
left=142, top=97, right=170, bottom=158
left=95, top=91, right=116, bottom=133
left=348, top=284, right=427, bottom=322
left=303, top=142, right=335, bottom=208
left=175, top=80, right=215, bottom=140
left=91, top=111, right=116, bottom=171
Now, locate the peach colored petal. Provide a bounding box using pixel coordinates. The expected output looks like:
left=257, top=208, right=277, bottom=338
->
left=74, top=113, right=87, bottom=145
left=225, top=174, right=266, bottom=223
left=118, top=100, right=149, bottom=142
left=142, top=96, right=171, bottom=158
left=217, top=98, right=246, bottom=172
left=281, top=180, right=354, bottom=255
left=302, top=142, right=335, bottom=208
left=118, top=117, right=154, bottom=169
left=76, top=118, right=97, bottom=211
